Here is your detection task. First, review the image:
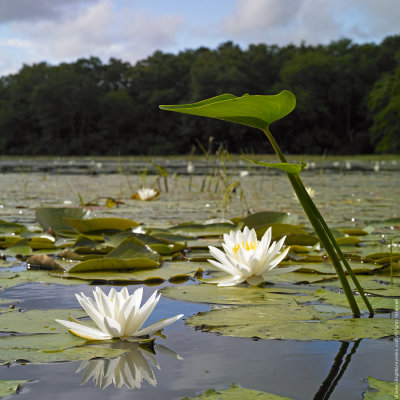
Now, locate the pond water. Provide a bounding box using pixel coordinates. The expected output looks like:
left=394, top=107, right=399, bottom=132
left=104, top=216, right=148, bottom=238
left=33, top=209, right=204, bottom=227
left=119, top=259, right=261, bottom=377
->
left=0, top=162, right=399, bottom=400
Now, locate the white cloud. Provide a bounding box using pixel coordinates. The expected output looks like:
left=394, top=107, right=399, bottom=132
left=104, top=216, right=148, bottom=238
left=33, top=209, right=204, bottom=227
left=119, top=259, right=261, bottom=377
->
left=221, top=0, right=400, bottom=45
left=0, top=0, right=98, bottom=23
left=5, top=0, right=184, bottom=68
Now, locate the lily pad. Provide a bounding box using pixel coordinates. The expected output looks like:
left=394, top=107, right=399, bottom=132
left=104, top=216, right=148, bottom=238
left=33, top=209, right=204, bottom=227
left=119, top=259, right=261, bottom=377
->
left=0, top=270, right=85, bottom=290
left=0, top=308, right=86, bottom=334
left=168, top=222, right=237, bottom=237
left=0, top=220, right=24, bottom=234
left=181, top=382, right=293, bottom=399
left=0, top=333, right=129, bottom=364
left=241, top=211, right=298, bottom=230
left=65, top=217, right=139, bottom=234
left=161, top=284, right=315, bottom=305
left=4, top=239, right=31, bottom=256
left=0, top=379, right=30, bottom=397
left=186, top=302, right=396, bottom=341
left=52, top=261, right=204, bottom=283
left=36, top=208, right=91, bottom=233
left=364, top=376, right=400, bottom=399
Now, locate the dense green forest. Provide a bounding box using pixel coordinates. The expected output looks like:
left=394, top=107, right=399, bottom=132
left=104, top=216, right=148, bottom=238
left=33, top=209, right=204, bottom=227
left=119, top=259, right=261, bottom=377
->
left=0, top=35, right=399, bottom=156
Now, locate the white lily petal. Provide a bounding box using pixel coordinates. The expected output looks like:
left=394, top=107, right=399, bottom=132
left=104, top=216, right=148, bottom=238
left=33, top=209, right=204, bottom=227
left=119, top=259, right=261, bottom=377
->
left=125, top=291, right=160, bottom=336
left=76, top=294, right=108, bottom=333
left=103, top=316, right=123, bottom=337
left=55, top=319, right=111, bottom=340
left=267, top=245, right=290, bottom=270
left=133, top=314, right=183, bottom=337
left=217, top=275, right=247, bottom=287
left=207, top=258, right=238, bottom=276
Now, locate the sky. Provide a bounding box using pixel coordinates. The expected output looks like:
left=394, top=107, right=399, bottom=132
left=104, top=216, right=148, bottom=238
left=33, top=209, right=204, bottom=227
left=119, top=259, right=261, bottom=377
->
left=0, top=0, right=399, bottom=77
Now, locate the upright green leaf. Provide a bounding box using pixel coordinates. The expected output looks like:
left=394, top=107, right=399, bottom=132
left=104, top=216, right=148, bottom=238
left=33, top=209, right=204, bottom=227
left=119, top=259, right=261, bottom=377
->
left=160, top=90, right=296, bottom=130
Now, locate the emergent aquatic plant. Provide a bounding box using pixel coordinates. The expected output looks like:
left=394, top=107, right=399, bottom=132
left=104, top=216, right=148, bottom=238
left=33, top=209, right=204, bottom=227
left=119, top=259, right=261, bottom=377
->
left=160, top=91, right=373, bottom=317
left=56, top=286, right=183, bottom=341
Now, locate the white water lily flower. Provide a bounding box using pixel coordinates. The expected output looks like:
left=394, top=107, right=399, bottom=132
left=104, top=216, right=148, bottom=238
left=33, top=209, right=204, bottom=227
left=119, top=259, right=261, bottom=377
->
left=132, top=188, right=159, bottom=201
left=206, top=226, right=298, bottom=286
left=55, top=287, right=183, bottom=341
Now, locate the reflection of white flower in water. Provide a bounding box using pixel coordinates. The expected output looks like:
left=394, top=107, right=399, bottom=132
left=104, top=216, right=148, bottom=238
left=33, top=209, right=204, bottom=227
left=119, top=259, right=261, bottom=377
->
left=205, top=227, right=298, bottom=286
left=77, top=344, right=182, bottom=390
left=132, top=188, right=159, bottom=201
left=56, top=287, right=183, bottom=341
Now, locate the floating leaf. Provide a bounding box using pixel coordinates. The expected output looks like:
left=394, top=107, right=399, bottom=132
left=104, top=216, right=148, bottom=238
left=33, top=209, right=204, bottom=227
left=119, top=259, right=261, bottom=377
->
left=0, top=333, right=129, bottom=364
left=186, top=303, right=395, bottom=340
left=67, top=237, right=161, bottom=273
left=335, top=236, right=362, bottom=246
left=181, top=382, right=294, bottom=400
left=0, top=380, right=30, bottom=397
left=169, top=222, right=237, bottom=237
left=160, top=90, right=296, bottom=130
left=53, top=261, right=203, bottom=283
left=4, top=239, right=31, bottom=256
left=161, top=284, right=314, bottom=305
left=36, top=208, right=91, bottom=233
left=241, top=211, right=298, bottom=230
left=364, top=376, right=400, bottom=399
left=0, top=220, right=24, bottom=234
left=65, top=217, right=139, bottom=234
left=255, top=223, right=308, bottom=239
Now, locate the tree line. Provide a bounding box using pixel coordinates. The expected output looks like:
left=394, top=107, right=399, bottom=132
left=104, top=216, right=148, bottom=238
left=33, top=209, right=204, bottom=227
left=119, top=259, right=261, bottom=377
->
left=0, top=35, right=399, bottom=156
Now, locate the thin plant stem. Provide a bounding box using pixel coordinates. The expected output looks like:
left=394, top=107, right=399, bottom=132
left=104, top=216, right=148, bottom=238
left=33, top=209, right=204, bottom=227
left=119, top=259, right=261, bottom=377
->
left=263, top=127, right=373, bottom=316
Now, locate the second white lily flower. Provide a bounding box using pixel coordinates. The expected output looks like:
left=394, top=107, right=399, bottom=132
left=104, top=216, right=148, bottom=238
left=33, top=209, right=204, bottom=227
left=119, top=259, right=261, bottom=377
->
left=206, top=226, right=298, bottom=286
left=56, top=287, right=183, bottom=341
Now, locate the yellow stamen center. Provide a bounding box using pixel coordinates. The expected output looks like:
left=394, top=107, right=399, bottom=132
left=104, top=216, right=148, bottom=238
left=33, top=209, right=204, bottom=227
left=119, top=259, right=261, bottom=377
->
left=233, top=240, right=258, bottom=255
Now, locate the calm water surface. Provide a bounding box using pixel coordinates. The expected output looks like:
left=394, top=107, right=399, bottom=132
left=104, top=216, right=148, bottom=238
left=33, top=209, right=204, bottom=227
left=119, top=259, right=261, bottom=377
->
left=0, top=167, right=398, bottom=399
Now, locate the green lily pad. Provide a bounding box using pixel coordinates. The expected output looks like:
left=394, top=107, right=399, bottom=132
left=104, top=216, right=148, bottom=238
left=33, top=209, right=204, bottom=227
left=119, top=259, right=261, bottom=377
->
left=313, top=288, right=398, bottom=312
left=36, top=207, right=91, bottom=233
left=186, top=302, right=396, bottom=341
left=364, top=376, right=400, bottom=399
left=0, top=379, right=30, bottom=396
left=181, top=382, right=294, bottom=399
left=65, top=217, right=139, bottom=234
left=0, top=333, right=129, bottom=364
left=0, top=220, right=24, bottom=235
left=255, top=223, right=308, bottom=240
left=4, top=239, right=31, bottom=256
left=0, top=270, right=85, bottom=290
left=296, top=260, right=382, bottom=275
left=168, top=222, right=237, bottom=237
left=63, top=237, right=161, bottom=273
left=0, top=308, right=86, bottom=334
left=53, top=261, right=204, bottom=283
left=161, top=284, right=315, bottom=305
left=241, top=211, right=298, bottom=231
